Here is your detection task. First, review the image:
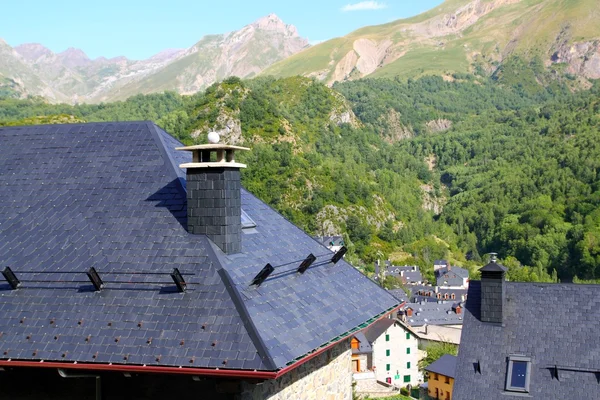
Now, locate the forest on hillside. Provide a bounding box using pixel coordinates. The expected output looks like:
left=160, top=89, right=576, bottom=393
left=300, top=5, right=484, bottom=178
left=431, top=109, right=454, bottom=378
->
left=1, top=72, right=599, bottom=284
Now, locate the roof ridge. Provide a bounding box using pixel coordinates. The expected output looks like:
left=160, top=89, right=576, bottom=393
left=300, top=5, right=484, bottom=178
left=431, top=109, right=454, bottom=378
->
left=219, top=267, right=278, bottom=370
left=147, top=121, right=186, bottom=193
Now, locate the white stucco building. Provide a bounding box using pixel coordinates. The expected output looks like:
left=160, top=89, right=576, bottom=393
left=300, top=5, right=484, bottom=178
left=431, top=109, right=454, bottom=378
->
left=356, top=316, right=421, bottom=387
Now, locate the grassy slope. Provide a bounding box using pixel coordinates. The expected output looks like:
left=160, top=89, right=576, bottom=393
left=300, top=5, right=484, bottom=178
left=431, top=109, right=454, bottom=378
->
left=103, top=36, right=223, bottom=102
left=263, top=0, right=600, bottom=81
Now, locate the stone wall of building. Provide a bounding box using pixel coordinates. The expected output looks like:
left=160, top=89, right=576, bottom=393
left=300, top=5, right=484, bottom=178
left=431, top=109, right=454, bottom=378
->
left=241, top=340, right=352, bottom=400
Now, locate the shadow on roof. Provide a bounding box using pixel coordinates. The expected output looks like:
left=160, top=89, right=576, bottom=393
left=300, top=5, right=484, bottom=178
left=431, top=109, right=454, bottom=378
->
left=145, top=179, right=187, bottom=231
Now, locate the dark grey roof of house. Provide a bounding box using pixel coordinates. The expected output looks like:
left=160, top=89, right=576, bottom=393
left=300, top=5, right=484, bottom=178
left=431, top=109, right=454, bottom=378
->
left=388, top=265, right=420, bottom=273
left=352, top=332, right=372, bottom=354
left=425, top=354, right=457, bottom=378
left=404, top=302, right=464, bottom=327
left=401, top=271, right=423, bottom=283
left=411, top=286, right=468, bottom=303
left=453, top=281, right=600, bottom=399
left=434, top=260, right=447, bottom=265
left=435, top=266, right=469, bottom=280
left=388, top=289, right=408, bottom=302
left=0, top=121, right=400, bottom=372
left=364, top=318, right=396, bottom=343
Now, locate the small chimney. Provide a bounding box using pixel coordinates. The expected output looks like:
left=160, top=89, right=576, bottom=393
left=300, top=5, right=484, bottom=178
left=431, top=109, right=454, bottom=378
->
left=479, top=259, right=507, bottom=324
left=177, top=140, right=249, bottom=254
left=446, top=261, right=451, bottom=271
left=406, top=308, right=413, bottom=317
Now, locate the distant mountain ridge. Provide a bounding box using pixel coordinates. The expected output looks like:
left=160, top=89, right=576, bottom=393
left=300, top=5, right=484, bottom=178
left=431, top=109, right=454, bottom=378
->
left=263, top=0, right=600, bottom=84
left=0, top=14, right=308, bottom=103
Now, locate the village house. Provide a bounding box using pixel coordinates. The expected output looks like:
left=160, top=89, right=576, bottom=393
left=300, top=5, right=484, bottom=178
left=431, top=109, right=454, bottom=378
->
left=434, top=262, right=469, bottom=289
left=401, top=302, right=464, bottom=328
left=410, top=285, right=468, bottom=303
left=421, top=354, right=456, bottom=400
left=375, top=262, right=423, bottom=286
left=351, top=316, right=420, bottom=387
left=0, top=122, right=402, bottom=400
left=453, top=260, right=600, bottom=399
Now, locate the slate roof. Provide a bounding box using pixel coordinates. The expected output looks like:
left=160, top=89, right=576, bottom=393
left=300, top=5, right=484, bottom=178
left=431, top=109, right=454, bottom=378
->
left=364, top=318, right=396, bottom=343
left=434, top=266, right=469, bottom=279
left=352, top=332, right=372, bottom=355
left=410, top=285, right=468, bottom=303
left=0, top=121, right=400, bottom=373
left=402, top=270, right=422, bottom=283
left=388, top=289, right=408, bottom=303
left=453, top=281, right=600, bottom=399
left=403, top=301, right=464, bottom=327
left=425, top=354, right=457, bottom=378
left=388, top=265, right=420, bottom=274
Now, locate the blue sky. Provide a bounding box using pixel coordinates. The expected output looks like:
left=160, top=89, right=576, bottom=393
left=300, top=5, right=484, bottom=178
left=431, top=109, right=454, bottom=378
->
left=3, top=0, right=444, bottom=60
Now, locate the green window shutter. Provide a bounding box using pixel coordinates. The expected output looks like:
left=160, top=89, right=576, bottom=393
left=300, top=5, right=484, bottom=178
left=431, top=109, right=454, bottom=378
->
left=404, top=375, right=411, bottom=383
left=386, top=364, right=391, bottom=371
left=406, top=347, right=411, bottom=354
left=385, top=334, right=390, bottom=342
left=407, top=362, right=411, bottom=369
left=406, top=332, right=410, bottom=340
left=386, top=349, right=390, bottom=357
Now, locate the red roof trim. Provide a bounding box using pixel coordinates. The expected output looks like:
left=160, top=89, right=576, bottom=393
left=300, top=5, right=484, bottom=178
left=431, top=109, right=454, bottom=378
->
left=0, top=360, right=277, bottom=379
left=273, top=302, right=404, bottom=378
left=0, top=303, right=404, bottom=380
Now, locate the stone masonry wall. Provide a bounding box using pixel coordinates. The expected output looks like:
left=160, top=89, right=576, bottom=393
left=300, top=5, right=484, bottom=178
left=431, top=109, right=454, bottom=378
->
left=240, top=340, right=352, bottom=400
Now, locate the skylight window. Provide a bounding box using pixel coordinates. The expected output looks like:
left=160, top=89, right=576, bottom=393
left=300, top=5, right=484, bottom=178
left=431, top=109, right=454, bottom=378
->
left=241, top=209, right=256, bottom=229
left=505, top=355, right=531, bottom=393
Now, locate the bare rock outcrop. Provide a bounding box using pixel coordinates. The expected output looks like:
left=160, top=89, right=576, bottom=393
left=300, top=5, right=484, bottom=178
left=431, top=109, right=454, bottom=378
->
left=426, top=119, right=453, bottom=133
left=315, top=195, right=395, bottom=236
left=410, top=0, right=521, bottom=38
left=380, top=109, right=413, bottom=143
left=421, top=184, right=446, bottom=215
left=551, top=40, right=600, bottom=80
left=354, top=39, right=393, bottom=76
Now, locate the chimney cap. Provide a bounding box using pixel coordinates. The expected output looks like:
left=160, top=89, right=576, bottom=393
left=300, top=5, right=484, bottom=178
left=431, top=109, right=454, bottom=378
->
left=177, top=144, right=250, bottom=170
left=176, top=144, right=250, bottom=151
left=479, top=261, right=507, bottom=273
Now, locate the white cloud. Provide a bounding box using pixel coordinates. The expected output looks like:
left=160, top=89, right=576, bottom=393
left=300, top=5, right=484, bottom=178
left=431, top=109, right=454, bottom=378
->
left=342, top=1, right=387, bottom=12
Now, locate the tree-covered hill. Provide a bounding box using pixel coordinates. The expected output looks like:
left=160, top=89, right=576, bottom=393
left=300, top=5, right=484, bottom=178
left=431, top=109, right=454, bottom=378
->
left=1, top=74, right=599, bottom=283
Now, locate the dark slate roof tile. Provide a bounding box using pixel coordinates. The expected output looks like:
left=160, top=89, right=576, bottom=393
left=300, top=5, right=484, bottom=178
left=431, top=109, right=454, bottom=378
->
left=425, top=354, right=457, bottom=378
left=0, top=121, right=399, bottom=373
left=453, top=281, right=600, bottom=399
left=0, top=122, right=265, bottom=371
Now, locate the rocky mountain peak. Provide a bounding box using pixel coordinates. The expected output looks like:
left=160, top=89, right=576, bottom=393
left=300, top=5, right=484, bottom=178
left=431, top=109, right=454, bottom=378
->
left=251, top=13, right=300, bottom=37
left=57, top=47, right=92, bottom=68
left=147, top=48, right=185, bottom=63
left=14, top=43, right=53, bottom=61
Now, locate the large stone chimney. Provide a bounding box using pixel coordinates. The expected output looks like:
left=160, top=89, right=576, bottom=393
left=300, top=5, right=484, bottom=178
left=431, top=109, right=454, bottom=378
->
left=479, top=258, right=507, bottom=325
left=177, top=142, right=249, bottom=254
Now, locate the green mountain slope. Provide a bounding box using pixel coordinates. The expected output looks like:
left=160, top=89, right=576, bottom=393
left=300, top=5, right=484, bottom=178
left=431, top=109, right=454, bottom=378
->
left=3, top=74, right=600, bottom=283
left=263, top=0, right=600, bottom=84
